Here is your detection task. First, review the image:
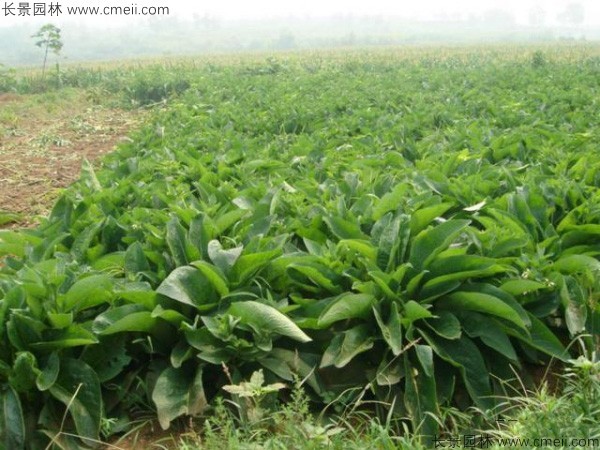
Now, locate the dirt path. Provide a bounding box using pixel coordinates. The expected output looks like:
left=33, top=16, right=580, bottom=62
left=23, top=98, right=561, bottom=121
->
left=0, top=91, right=143, bottom=227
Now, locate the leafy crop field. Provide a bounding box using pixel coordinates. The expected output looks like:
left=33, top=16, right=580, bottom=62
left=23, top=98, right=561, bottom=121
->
left=1, top=46, right=600, bottom=449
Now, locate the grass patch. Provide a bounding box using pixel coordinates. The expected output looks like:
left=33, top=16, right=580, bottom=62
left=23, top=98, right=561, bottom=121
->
left=159, top=354, right=599, bottom=450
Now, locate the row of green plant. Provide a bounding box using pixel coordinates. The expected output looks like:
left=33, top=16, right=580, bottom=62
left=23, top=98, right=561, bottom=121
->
left=2, top=46, right=600, bottom=105
left=1, top=49, right=599, bottom=449
left=0, top=62, right=192, bottom=106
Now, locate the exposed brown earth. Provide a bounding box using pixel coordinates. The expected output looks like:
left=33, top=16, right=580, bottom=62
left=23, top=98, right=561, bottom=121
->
left=0, top=91, right=143, bottom=228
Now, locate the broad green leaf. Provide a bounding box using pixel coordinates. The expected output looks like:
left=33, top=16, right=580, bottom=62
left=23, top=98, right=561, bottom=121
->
left=71, top=221, right=103, bottom=262
left=460, top=313, right=518, bottom=362
left=408, top=220, right=470, bottom=271
left=368, top=271, right=400, bottom=300
left=62, top=274, right=114, bottom=312
left=185, top=327, right=221, bottom=352
left=552, top=254, right=600, bottom=274
left=191, top=261, right=229, bottom=297
left=49, top=358, right=101, bottom=441
left=36, top=352, right=60, bottom=391
left=404, top=351, right=439, bottom=444
left=375, top=357, right=404, bottom=386
left=419, top=280, right=461, bottom=302
left=426, top=311, right=461, bottom=340
left=81, top=337, right=131, bottom=382
left=376, top=214, right=411, bottom=272
left=124, top=241, right=151, bottom=274
left=260, top=358, right=294, bottom=381
left=0, top=385, right=25, bottom=450
left=406, top=270, right=428, bottom=298
left=0, top=230, right=26, bottom=258
left=318, top=293, right=376, bottom=328
left=421, top=331, right=494, bottom=411
left=31, top=325, right=98, bottom=350
left=214, top=208, right=249, bottom=235
left=373, top=302, right=403, bottom=355
left=402, top=300, right=433, bottom=325
left=156, top=266, right=218, bottom=309
left=189, top=213, right=212, bottom=258
left=151, top=305, right=187, bottom=327
left=166, top=216, right=189, bottom=267
left=230, top=248, right=282, bottom=286
left=439, top=292, right=526, bottom=329
left=287, top=262, right=342, bottom=294
left=270, top=348, right=324, bottom=395
left=415, top=344, right=434, bottom=377
left=92, top=305, right=157, bottom=335
left=116, top=282, right=158, bottom=309
left=460, top=283, right=531, bottom=327
left=526, top=314, right=569, bottom=361
left=207, top=240, right=243, bottom=274
left=228, top=301, right=311, bottom=343
left=337, top=239, right=377, bottom=262
left=47, top=313, right=73, bottom=329
left=9, top=352, right=38, bottom=393
left=500, top=279, right=547, bottom=296
left=152, top=366, right=207, bottom=430
left=561, top=276, right=587, bottom=336
left=324, top=215, right=367, bottom=240
left=409, top=202, right=453, bottom=236
left=373, top=183, right=407, bottom=220
left=426, top=255, right=507, bottom=280
left=321, top=324, right=375, bottom=368
left=6, top=313, right=46, bottom=351
left=171, top=340, right=195, bottom=368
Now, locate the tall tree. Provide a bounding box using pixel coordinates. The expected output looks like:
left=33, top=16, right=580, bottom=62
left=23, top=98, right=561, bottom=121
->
left=32, top=24, right=63, bottom=77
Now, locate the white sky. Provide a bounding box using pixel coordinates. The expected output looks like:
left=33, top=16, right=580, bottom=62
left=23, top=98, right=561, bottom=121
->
left=197, top=0, right=592, bottom=21
left=0, top=0, right=599, bottom=27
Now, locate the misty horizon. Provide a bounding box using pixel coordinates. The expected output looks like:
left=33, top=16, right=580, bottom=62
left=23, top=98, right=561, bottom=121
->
left=1, top=1, right=599, bottom=66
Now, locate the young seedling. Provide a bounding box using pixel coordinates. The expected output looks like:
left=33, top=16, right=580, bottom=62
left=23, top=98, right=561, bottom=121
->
left=222, top=370, right=286, bottom=425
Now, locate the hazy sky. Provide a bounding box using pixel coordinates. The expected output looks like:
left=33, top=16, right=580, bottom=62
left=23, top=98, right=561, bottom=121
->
left=0, top=0, right=598, bottom=27
left=197, top=0, right=593, bottom=22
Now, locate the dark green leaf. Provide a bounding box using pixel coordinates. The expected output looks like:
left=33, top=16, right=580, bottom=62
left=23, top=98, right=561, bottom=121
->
left=0, top=385, right=25, bottom=450
left=156, top=266, right=218, bottom=309
left=421, top=331, right=494, bottom=411
left=49, top=358, right=101, bottom=441
left=439, top=292, right=526, bottom=329
left=93, top=305, right=157, bottom=335
left=408, top=220, right=470, bottom=271
left=427, top=311, right=461, bottom=340
left=152, top=366, right=207, bottom=430
left=166, top=216, right=189, bottom=267
left=36, top=352, right=60, bottom=391
left=190, top=261, right=229, bottom=297
left=321, top=324, right=375, bottom=368
left=373, top=302, right=403, bottom=355
left=62, top=274, right=114, bottom=312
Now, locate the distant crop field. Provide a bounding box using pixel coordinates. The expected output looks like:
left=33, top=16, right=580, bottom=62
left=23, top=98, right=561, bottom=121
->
left=1, top=46, right=599, bottom=448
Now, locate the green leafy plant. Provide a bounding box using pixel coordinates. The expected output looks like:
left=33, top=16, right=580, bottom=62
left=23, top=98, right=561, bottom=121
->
left=1, top=48, right=600, bottom=448
left=222, top=369, right=286, bottom=425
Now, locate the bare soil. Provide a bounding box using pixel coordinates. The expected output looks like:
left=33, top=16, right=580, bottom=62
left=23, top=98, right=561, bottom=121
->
left=0, top=91, right=143, bottom=228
